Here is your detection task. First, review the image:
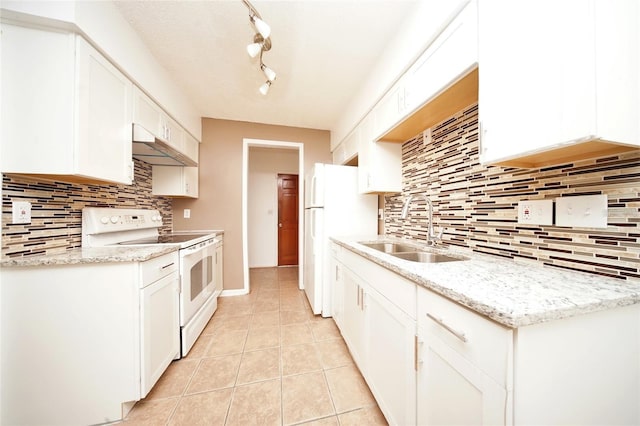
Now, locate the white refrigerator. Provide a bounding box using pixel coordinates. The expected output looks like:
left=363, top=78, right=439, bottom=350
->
left=303, top=163, right=378, bottom=317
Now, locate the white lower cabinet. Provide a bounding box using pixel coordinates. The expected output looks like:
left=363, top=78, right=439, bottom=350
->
left=0, top=252, right=180, bottom=425
left=341, top=265, right=368, bottom=367
left=417, top=287, right=512, bottom=426
left=214, top=238, right=224, bottom=295
left=330, top=243, right=345, bottom=328
left=140, top=271, right=180, bottom=397
left=335, top=244, right=640, bottom=425
left=366, top=287, right=417, bottom=426
left=336, top=248, right=417, bottom=425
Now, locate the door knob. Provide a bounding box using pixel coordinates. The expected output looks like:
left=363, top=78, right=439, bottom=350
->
left=279, top=223, right=283, bottom=227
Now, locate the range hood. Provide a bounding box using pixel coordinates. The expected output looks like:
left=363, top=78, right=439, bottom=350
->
left=132, top=124, right=197, bottom=167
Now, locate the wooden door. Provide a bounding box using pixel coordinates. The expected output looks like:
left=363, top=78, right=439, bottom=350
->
left=277, top=174, right=298, bottom=266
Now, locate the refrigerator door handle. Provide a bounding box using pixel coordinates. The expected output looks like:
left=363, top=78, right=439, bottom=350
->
left=310, top=209, right=316, bottom=241
left=310, top=174, right=317, bottom=206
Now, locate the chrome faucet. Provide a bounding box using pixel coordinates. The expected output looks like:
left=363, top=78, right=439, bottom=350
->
left=401, top=194, right=443, bottom=245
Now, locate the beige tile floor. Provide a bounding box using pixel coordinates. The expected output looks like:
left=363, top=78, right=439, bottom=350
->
left=122, top=266, right=388, bottom=426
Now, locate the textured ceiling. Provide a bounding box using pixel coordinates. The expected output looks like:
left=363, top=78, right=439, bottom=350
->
left=114, top=0, right=418, bottom=131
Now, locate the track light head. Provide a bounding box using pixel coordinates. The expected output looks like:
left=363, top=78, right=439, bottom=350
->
left=259, top=81, right=272, bottom=95
left=251, top=15, right=271, bottom=39
left=261, top=64, right=276, bottom=82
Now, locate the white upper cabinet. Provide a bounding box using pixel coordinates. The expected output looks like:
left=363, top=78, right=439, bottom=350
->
left=332, top=128, right=359, bottom=166
left=132, top=86, right=200, bottom=165
left=133, top=87, right=184, bottom=153
left=182, top=132, right=200, bottom=165
left=152, top=166, right=199, bottom=198
left=1, top=22, right=134, bottom=185
left=358, top=114, right=402, bottom=194
left=375, top=0, right=478, bottom=143
left=479, top=0, right=640, bottom=168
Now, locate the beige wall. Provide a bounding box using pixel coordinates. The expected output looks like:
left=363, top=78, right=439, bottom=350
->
left=172, top=118, right=331, bottom=291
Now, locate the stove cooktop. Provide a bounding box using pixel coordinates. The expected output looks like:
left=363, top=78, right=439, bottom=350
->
left=117, top=233, right=215, bottom=246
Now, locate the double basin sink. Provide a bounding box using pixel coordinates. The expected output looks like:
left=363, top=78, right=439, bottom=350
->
left=360, top=241, right=468, bottom=264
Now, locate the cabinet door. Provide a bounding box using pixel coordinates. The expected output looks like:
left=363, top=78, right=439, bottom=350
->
left=329, top=254, right=344, bottom=328
left=1, top=24, right=133, bottom=184
left=417, top=326, right=508, bottom=426
left=133, top=87, right=165, bottom=138
left=163, top=115, right=184, bottom=152
left=0, top=24, right=75, bottom=175
left=359, top=114, right=402, bottom=194
left=76, top=37, right=133, bottom=184
left=341, top=267, right=367, bottom=368
left=152, top=166, right=199, bottom=198
left=372, top=82, right=406, bottom=141
left=478, top=0, right=596, bottom=164
left=214, top=242, right=224, bottom=296
left=140, top=272, right=180, bottom=397
left=183, top=132, right=200, bottom=164
left=183, top=167, right=199, bottom=197
left=407, top=0, right=477, bottom=113
left=366, top=288, right=416, bottom=426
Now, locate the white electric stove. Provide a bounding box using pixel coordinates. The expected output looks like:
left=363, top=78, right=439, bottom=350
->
left=82, top=207, right=222, bottom=357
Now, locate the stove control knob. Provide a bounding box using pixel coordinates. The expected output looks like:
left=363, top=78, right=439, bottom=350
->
left=110, top=215, right=120, bottom=224
left=154, top=215, right=162, bottom=222
left=100, top=216, right=109, bottom=225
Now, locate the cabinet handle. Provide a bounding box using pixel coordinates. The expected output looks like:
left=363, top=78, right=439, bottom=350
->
left=161, top=262, right=175, bottom=270
left=356, top=285, right=361, bottom=307
left=426, top=313, right=468, bottom=343
left=335, top=265, right=339, bottom=281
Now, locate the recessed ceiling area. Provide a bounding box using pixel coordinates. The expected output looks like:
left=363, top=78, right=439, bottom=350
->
left=113, top=0, right=419, bottom=131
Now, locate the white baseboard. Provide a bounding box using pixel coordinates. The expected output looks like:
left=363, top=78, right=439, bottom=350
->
left=220, top=288, right=249, bottom=297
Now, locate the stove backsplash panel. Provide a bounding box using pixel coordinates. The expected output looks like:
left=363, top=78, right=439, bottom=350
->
left=385, top=103, right=640, bottom=281
left=1, top=159, right=173, bottom=258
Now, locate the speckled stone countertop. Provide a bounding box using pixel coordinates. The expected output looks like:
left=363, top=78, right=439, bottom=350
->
left=332, top=236, right=640, bottom=328
left=0, top=245, right=178, bottom=267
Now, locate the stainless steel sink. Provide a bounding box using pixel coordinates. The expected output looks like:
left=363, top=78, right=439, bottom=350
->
left=360, top=241, right=468, bottom=263
left=391, top=251, right=467, bottom=263
left=360, top=242, right=418, bottom=253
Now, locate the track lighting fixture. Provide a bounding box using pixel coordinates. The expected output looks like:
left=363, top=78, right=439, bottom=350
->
left=242, top=0, right=276, bottom=95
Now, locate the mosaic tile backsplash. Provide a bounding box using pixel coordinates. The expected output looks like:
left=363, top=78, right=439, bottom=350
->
left=385, top=103, right=640, bottom=281
left=1, top=159, right=173, bottom=258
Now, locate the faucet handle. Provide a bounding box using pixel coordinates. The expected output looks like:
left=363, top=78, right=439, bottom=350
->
left=429, top=227, right=444, bottom=245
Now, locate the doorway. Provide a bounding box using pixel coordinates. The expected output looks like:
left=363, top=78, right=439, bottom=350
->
left=242, top=139, right=304, bottom=295
left=277, top=174, right=298, bottom=266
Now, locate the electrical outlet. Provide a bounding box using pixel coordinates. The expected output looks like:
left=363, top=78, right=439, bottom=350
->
left=183, top=209, right=191, bottom=219
left=555, top=195, right=607, bottom=228
left=12, top=201, right=32, bottom=224
left=517, top=200, right=553, bottom=225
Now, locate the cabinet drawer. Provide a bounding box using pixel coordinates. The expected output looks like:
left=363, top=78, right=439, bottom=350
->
left=140, top=252, right=179, bottom=287
left=342, top=248, right=416, bottom=319
left=417, top=287, right=512, bottom=386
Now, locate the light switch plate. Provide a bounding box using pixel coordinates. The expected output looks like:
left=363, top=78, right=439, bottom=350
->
left=183, top=209, right=191, bottom=219
left=517, top=199, right=554, bottom=225
left=555, top=194, right=608, bottom=228
left=12, top=201, right=32, bottom=224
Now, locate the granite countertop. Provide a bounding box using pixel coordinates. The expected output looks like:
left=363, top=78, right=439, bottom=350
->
left=0, top=245, right=178, bottom=267
left=332, top=235, right=640, bottom=328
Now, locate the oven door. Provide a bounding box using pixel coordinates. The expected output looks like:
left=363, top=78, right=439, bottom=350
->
left=179, top=241, right=215, bottom=326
